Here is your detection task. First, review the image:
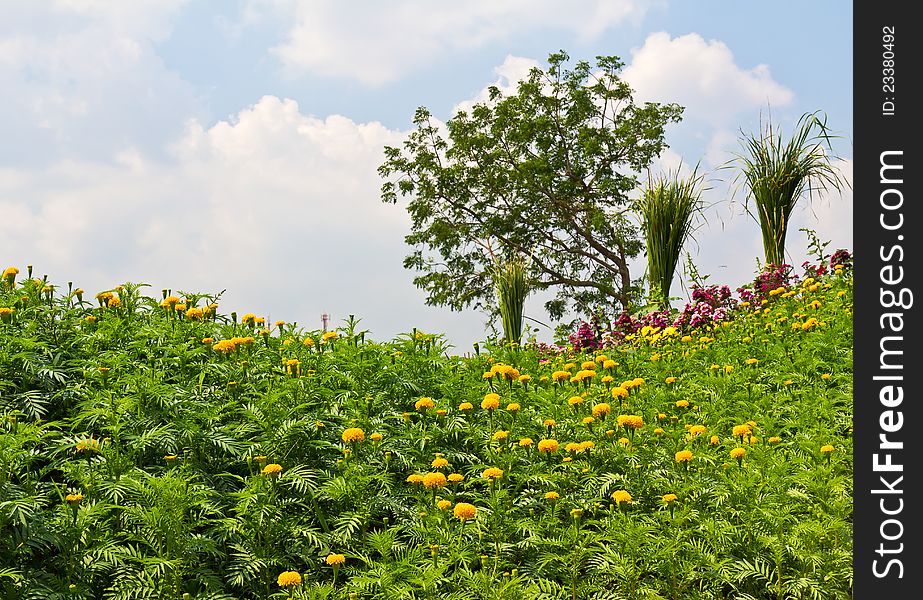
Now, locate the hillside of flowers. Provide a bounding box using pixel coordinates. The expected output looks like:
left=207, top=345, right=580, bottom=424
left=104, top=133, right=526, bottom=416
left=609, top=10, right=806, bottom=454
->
left=0, top=257, right=853, bottom=600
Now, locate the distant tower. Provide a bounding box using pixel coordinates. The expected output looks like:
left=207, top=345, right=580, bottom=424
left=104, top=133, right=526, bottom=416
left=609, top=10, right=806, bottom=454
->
left=321, top=313, right=329, bottom=332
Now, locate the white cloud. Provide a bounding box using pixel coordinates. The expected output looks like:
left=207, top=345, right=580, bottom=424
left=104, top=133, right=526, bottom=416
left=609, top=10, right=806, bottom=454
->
left=622, top=32, right=794, bottom=127
left=0, top=95, right=491, bottom=347
left=254, top=0, right=654, bottom=85
left=0, top=1, right=200, bottom=165
left=451, top=55, right=540, bottom=116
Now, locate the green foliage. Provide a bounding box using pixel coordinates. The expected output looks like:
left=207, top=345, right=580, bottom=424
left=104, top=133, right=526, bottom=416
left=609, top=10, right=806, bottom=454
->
left=379, top=51, right=684, bottom=319
left=492, top=255, right=531, bottom=348
left=637, top=166, right=706, bottom=309
left=0, top=263, right=854, bottom=599
left=733, top=111, right=848, bottom=266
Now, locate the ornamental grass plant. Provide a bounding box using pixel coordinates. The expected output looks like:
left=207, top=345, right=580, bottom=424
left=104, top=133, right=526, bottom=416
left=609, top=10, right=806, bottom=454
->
left=733, top=110, right=848, bottom=267
left=637, top=166, right=706, bottom=309
left=491, top=255, right=530, bottom=348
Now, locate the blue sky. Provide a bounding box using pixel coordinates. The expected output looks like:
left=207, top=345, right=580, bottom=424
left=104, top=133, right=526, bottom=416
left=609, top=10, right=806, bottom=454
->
left=1, top=1, right=853, bottom=351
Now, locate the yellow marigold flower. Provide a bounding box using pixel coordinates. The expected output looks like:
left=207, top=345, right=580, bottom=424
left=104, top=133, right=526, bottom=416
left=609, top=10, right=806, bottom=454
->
left=423, top=472, right=447, bottom=489
left=784, top=379, right=794, bottom=385
left=562, top=457, right=573, bottom=463
left=662, top=493, right=677, bottom=503
left=570, top=508, right=583, bottom=518
left=415, top=397, right=435, bottom=410
left=768, top=436, right=781, bottom=444
left=582, top=416, right=595, bottom=425
left=575, top=369, right=596, bottom=381
left=537, top=439, right=559, bottom=453
left=303, top=337, right=315, bottom=347
left=481, top=393, right=500, bottom=410
left=732, top=424, right=752, bottom=438
left=567, top=396, right=584, bottom=406
left=601, top=375, right=614, bottom=384
left=453, top=502, right=477, bottom=521
left=674, top=450, right=693, bottom=463
left=544, top=491, right=560, bottom=501
left=580, top=440, right=595, bottom=451
left=665, top=376, right=677, bottom=384
left=448, top=473, right=464, bottom=483
left=202, top=337, right=213, bottom=344
left=618, top=437, right=630, bottom=446
left=675, top=400, right=689, bottom=409
left=185, top=307, right=204, bottom=320
left=261, top=463, right=283, bottom=476
left=620, top=379, right=635, bottom=389
left=437, top=499, right=452, bottom=511
left=506, top=402, right=520, bottom=412
left=482, top=371, right=495, bottom=379
left=277, top=571, right=302, bottom=588
left=564, top=362, right=576, bottom=370
left=341, top=428, right=365, bottom=443
left=749, top=436, right=759, bottom=445
left=458, top=402, right=473, bottom=411
left=580, top=361, right=596, bottom=370
left=431, top=457, right=449, bottom=469
left=518, top=438, right=533, bottom=447
left=406, top=473, right=424, bottom=485
left=551, top=370, right=570, bottom=382
left=543, top=419, right=556, bottom=427
left=730, top=447, right=746, bottom=460
left=745, top=358, right=759, bottom=365
left=436, top=409, right=447, bottom=417
left=592, top=403, right=611, bottom=418
left=326, top=554, right=346, bottom=567
left=688, top=425, right=707, bottom=436
left=482, top=467, right=503, bottom=480
left=724, top=365, right=734, bottom=374
left=603, top=359, right=617, bottom=369
left=821, top=444, right=835, bottom=454
left=611, top=387, right=629, bottom=399
left=517, top=375, right=531, bottom=383
left=654, top=428, right=664, bottom=435
left=611, top=490, right=632, bottom=505
left=65, top=493, right=83, bottom=504
left=681, top=335, right=693, bottom=343
left=821, top=373, right=831, bottom=380
left=241, top=313, right=257, bottom=325
left=493, top=430, right=509, bottom=441
left=616, top=415, right=643, bottom=429
left=321, top=331, right=338, bottom=342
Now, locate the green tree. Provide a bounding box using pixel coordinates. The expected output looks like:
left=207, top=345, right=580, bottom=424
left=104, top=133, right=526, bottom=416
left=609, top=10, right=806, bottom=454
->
left=379, top=51, right=683, bottom=320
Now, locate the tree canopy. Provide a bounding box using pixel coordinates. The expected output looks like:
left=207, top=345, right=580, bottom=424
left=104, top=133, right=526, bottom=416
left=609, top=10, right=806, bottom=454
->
left=379, top=51, right=683, bottom=320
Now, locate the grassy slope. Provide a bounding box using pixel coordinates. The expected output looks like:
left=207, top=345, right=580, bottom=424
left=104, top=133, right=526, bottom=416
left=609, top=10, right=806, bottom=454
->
left=0, top=271, right=853, bottom=599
